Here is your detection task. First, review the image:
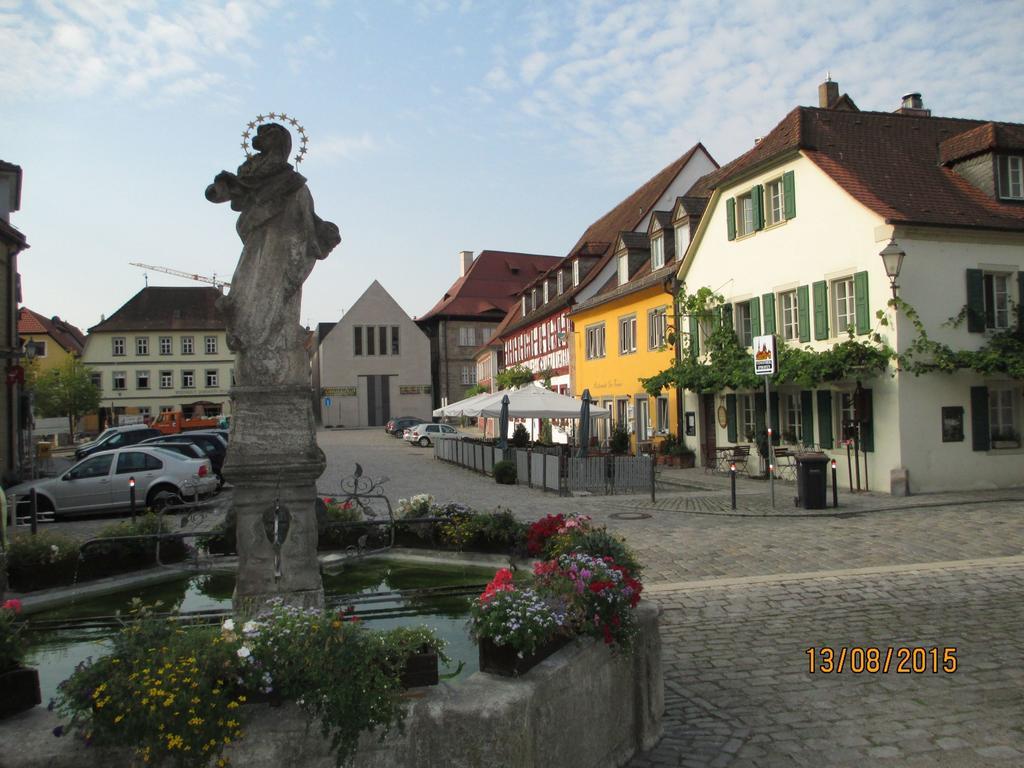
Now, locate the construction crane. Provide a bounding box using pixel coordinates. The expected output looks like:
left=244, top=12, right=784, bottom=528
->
left=130, top=262, right=230, bottom=291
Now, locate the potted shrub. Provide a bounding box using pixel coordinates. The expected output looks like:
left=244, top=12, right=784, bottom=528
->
left=610, top=424, right=631, bottom=455
left=510, top=423, right=530, bottom=448
left=493, top=459, right=517, bottom=484
left=0, top=598, right=40, bottom=719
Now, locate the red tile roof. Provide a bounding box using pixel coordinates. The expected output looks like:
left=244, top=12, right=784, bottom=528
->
left=417, top=250, right=561, bottom=322
left=938, top=121, right=1024, bottom=165
left=18, top=308, right=85, bottom=354
left=88, top=286, right=226, bottom=332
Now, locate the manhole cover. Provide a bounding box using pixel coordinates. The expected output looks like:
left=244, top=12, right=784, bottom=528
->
left=609, top=511, right=652, bottom=520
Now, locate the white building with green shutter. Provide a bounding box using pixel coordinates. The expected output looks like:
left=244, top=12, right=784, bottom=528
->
left=672, top=81, right=1024, bottom=494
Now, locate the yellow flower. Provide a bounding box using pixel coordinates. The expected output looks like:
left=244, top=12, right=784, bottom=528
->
left=237, top=695, right=246, bottom=703
left=114, top=714, right=124, bottom=724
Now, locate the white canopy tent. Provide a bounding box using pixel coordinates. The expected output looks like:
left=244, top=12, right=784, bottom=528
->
left=431, top=391, right=496, bottom=418
left=471, top=384, right=611, bottom=420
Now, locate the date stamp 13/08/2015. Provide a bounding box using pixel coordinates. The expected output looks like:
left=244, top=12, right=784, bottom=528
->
left=806, top=646, right=958, bottom=674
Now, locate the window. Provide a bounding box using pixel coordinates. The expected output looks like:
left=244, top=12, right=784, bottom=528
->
left=26, top=340, right=46, bottom=357
left=766, top=177, right=786, bottom=226
left=839, top=392, right=857, bottom=441
left=159, top=370, right=173, bottom=389
left=735, top=302, right=753, bottom=347
left=112, top=337, right=126, bottom=356
left=116, top=452, right=162, bottom=474
left=984, top=273, right=1010, bottom=329
left=137, top=406, right=151, bottom=420
left=543, top=281, right=549, bottom=304
left=585, top=323, right=606, bottom=359
left=205, top=335, right=218, bottom=354
left=674, top=223, right=688, bottom=252
left=617, top=254, right=629, bottom=285
left=989, top=387, right=1019, bottom=444
left=112, top=371, right=127, bottom=391
left=784, top=393, right=802, bottom=443
left=391, top=326, right=400, bottom=355
left=997, top=155, right=1023, bottom=200
left=656, top=396, right=670, bottom=433
left=71, top=454, right=113, bottom=480
left=779, top=290, right=799, bottom=341
left=636, top=397, right=650, bottom=441
left=377, top=326, right=386, bottom=354
left=136, top=370, right=150, bottom=390
left=557, top=270, right=564, bottom=294
left=531, top=289, right=538, bottom=309
left=616, top=399, right=629, bottom=429
left=354, top=326, right=362, bottom=355
left=90, top=372, right=101, bottom=389
left=736, top=192, right=754, bottom=236
left=650, top=236, right=665, bottom=270
left=182, top=370, right=195, bottom=389
left=458, top=327, right=476, bottom=347
left=740, top=394, right=756, bottom=441
left=460, top=366, right=476, bottom=385
left=647, top=307, right=668, bottom=349
left=572, top=260, right=580, bottom=286
left=366, top=326, right=375, bottom=355
left=181, top=336, right=194, bottom=355
left=522, top=296, right=528, bottom=316
left=205, top=369, right=219, bottom=388
left=159, top=336, right=172, bottom=355
left=481, top=327, right=492, bottom=343
left=136, top=336, right=149, bottom=356
left=832, top=277, right=856, bottom=335
left=619, top=315, right=637, bottom=354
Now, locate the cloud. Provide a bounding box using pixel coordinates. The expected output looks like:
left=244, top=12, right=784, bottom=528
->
left=316, top=132, right=380, bottom=162
left=520, top=51, right=548, bottom=84
left=0, top=0, right=274, bottom=102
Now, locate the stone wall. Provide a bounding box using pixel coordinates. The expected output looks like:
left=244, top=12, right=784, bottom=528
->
left=0, top=602, right=662, bottom=768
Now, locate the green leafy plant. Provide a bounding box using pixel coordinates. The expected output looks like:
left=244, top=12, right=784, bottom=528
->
left=510, top=424, right=530, bottom=448
left=493, top=460, right=517, bottom=484
left=495, top=365, right=535, bottom=390
left=28, top=357, right=101, bottom=437
left=468, top=570, right=570, bottom=655
left=5, top=530, right=81, bottom=591
left=610, top=424, right=631, bottom=454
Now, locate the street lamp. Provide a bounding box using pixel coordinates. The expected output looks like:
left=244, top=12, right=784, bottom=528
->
left=879, top=239, right=905, bottom=299
left=663, top=275, right=686, bottom=444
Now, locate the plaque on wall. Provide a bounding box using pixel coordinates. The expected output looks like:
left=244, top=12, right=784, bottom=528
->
left=685, top=412, right=696, bottom=436
left=941, top=406, right=964, bottom=442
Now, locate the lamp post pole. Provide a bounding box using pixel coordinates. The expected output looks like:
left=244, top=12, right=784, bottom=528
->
left=666, top=276, right=685, bottom=445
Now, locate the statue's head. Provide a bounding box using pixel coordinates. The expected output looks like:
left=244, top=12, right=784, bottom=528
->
left=252, top=123, right=292, bottom=164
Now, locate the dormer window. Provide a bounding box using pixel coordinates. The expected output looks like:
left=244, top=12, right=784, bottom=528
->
left=650, top=236, right=665, bottom=270
left=997, top=156, right=1023, bottom=200
left=572, top=260, right=580, bottom=286
left=617, top=254, right=628, bottom=285
left=522, top=296, right=527, bottom=317
left=557, top=270, right=564, bottom=294
left=531, top=288, right=538, bottom=308
left=674, top=223, right=688, bottom=252
left=543, top=281, right=549, bottom=303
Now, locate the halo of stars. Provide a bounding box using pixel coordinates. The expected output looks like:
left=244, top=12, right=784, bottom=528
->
left=241, top=112, right=310, bottom=165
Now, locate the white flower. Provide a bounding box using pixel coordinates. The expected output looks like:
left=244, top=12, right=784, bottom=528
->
left=237, top=645, right=251, bottom=659
left=50, top=544, right=59, bottom=554
left=242, top=621, right=258, bottom=635
left=222, top=619, right=235, bottom=632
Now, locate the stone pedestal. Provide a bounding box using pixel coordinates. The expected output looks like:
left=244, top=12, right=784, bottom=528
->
left=226, top=385, right=325, bottom=616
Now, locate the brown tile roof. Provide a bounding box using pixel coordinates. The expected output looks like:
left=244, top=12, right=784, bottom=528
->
left=938, top=121, right=1024, bottom=165
left=573, top=260, right=679, bottom=314
left=18, top=308, right=85, bottom=354
left=417, top=250, right=560, bottom=322
left=88, top=286, right=226, bottom=332
left=687, top=107, right=1024, bottom=232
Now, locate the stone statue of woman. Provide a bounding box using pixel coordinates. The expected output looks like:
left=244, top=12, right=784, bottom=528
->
left=206, top=122, right=340, bottom=614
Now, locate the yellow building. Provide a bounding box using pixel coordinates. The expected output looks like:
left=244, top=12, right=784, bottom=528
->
left=18, top=307, right=85, bottom=375
left=571, top=220, right=690, bottom=453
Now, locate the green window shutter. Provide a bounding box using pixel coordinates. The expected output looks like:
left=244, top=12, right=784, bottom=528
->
left=783, top=170, right=796, bottom=219
left=859, top=388, right=874, bottom=452
left=816, top=390, right=833, bottom=449
left=752, top=185, right=765, bottom=231
left=797, top=285, right=811, bottom=342
left=713, top=306, right=723, bottom=330
left=854, top=270, right=870, bottom=335
left=762, top=293, right=776, bottom=334
left=966, top=269, right=985, bottom=333
left=722, top=303, right=733, bottom=330
left=769, top=391, right=781, bottom=440
left=726, top=394, right=738, bottom=442
left=749, top=297, right=761, bottom=337
left=970, top=386, right=990, bottom=451
left=812, top=280, right=829, bottom=340
left=800, top=390, right=815, bottom=447
left=688, top=315, right=700, bottom=359
left=726, top=198, right=736, bottom=241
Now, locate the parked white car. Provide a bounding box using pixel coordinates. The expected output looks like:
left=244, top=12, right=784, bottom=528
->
left=7, top=446, right=218, bottom=519
left=404, top=423, right=467, bottom=447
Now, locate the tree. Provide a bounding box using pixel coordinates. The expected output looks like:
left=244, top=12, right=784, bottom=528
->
left=30, top=357, right=101, bottom=436
left=495, top=365, right=535, bottom=390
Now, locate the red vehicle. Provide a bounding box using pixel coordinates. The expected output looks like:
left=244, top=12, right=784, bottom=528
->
left=150, top=406, right=221, bottom=435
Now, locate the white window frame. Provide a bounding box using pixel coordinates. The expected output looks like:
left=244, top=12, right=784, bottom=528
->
left=636, top=396, right=651, bottom=441
left=647, top=307, right=668, bottom=350
left=983, top=272, right=1010, bottom=330
left=617, top=254, right=629, bottom=285
left=112, top=371, right=127, bottom=391
left=458, top=327, right=476, bottom=347
left=735, top=302, right=753, bottom=347
left=159, top=336, right=172, bottom=355
left=135, top=336, right=149, bottom=356
left=650, top=236, right=665, bottom=270
left=543, top=281, right=549, bottom=303
left=740, top=394, right=756, bottom=442
left=838, top=392, right=857, bottom=442
left=998, top=155, right=1023, bottom=200
left=205, top=369, right=219, bottom=388
left=181, top=336, right=195, bottom=355
left=136, top=370, right=150, bottom=390
left=784, top=392, right=802, bottom=444
left=112, top=337, right=126, bottom=356
left=736, top=192, right=754, bottom=237
left=460, top=366, right=477, bottom=385
left=766, top=178, right=786, bottom=226
left=674, top=223, right=688, bottom=252
left=182, top=370, right=195, bottom=389
left=557, top=270, right=564, bottom=294
left=585, top=323, right=606, bottom=360
left=989, top=386, right=1020, bottom=445
left=522, top=296, right=528, bottom=317
left=205, top=335, right=218, bottom=354
left=159, top=370, right=173, bottom=389
left=780, top=290, right=799, bottom=341
left=656, top=396, right=670, bottom=434
left=619, top=315, right=637, bottom=355
left=572, top=260, right=580, bottom=286
left=832, top=277, right=856, bottom=336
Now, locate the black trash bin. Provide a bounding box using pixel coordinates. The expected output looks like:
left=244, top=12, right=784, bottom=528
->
left=795, top=452, right=829, bottom=509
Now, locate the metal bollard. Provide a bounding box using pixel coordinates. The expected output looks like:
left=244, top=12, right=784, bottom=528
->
left=129, top=477, right=137, bottom=523
left=30, top=487, right=38, bottom=535
left=831, top=459, right=839, bottom=508
left=730, top=462, right=737, bottom=509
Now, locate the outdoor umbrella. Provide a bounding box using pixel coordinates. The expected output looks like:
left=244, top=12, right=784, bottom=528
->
left=576, top=388, right=593, bottom=458
left=496, top=394, right=510, bottom=451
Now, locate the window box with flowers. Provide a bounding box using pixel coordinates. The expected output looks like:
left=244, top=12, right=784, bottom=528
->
left=1, top=598, right=41, bottom=720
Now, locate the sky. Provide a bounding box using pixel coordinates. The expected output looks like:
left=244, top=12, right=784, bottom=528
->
left=2, top=0, right=1023, bottom=334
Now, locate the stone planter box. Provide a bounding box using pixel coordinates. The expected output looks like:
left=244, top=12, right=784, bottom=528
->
left=478, top=635, right=569, bottom=677
left=0, top=602, right=661, bottom=768
left=0, top=667, right=41, bottom=720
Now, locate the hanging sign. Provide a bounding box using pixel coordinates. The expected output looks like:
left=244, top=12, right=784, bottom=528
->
left=753, top=334, right=777, bottom=376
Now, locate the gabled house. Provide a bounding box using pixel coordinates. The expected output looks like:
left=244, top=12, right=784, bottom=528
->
left=0, top=159, right=29, bottom=481
left=495, top=143, right=718, bottom=402
left=417, top=249, right=560, bottom=408
left=83, top=287, right=234, bottom=427
left=674, top=80, right=1024, bottom=493
left=315, top=281, right=433, bottom=427
left=18, top=307, right=85, bottom=373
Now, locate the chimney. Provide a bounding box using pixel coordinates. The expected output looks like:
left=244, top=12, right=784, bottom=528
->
left=896, top=92, right=931, bottom=117
left=459, top=250, right=474, bottom=277
left=819, top=77, right=839, bottom=108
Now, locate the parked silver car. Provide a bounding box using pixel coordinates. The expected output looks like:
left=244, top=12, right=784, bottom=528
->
left=7, top=446, right=218, bottom=519
left=404, top=422, right=467, bottom=447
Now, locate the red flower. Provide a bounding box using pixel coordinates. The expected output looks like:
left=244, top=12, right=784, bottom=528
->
left=602, top=625, right=613, bottom=644
left=2, top=598, right=21, bottom=614
left=480, top=568, right=515, bottom=603
left=526, top=514, right=565, bottom=555
left=588, top=580, right=613, bottom=594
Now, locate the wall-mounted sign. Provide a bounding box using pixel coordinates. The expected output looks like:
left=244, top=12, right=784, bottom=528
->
left=685, top=412, right=696, bottom=436
left=941, top=406, right=964, bottom=442
left=323, top=397, right=332, bottom=408
left=399, top=385, right=431, bottom=395
left=753, top=334, right=777, bottom=376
